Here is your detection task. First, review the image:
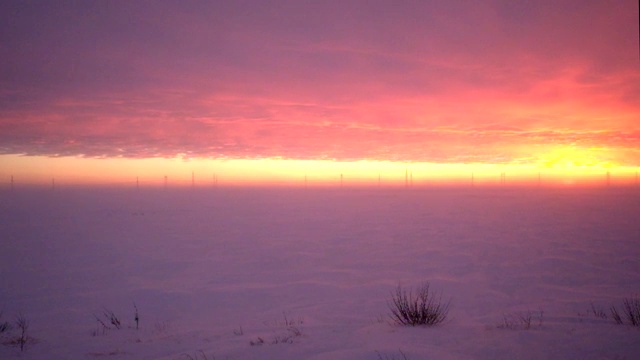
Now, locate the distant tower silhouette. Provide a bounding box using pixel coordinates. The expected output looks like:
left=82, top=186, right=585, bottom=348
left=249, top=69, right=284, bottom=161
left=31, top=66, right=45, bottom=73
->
left=10, top=175, right=13, bottom=191
left=136, top=176, right=139, bottom=190
left=606, top=171, right=611, bottom=187
left=340, top=173, right=343, bottom=188
left=164, top=175, right=168, bottom=189
left=538, top=172, right=541, bottom=187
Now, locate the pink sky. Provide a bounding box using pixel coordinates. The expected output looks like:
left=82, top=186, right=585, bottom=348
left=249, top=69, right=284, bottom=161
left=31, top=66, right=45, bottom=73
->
left=0, top=1, right=639, bottom=184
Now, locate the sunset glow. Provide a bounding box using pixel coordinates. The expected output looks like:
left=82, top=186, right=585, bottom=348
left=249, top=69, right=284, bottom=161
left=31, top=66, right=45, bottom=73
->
left=1, top=1, right=638, bottom=187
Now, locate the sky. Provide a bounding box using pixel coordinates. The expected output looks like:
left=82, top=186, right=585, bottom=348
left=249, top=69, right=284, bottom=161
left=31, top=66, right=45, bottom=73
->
left=0, top=1, right=639, bottom=186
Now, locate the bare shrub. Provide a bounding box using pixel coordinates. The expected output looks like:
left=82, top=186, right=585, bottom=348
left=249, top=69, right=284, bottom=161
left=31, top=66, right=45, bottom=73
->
left=497, top=310, right=543, bottom=330
left=154, top=321, right=170, bottom=334
left=103, top=308, right=121, bottom=329
left=249, top=312, right=304, bottom=345
left=611, top=297, right=640, bottom=326
left=181, top=350, right=215, bottom=360
left=1, top=313, right=36, bottom=351
left=622, top=297, right=640, bottom=326
left=376, top=349, right=410, bottom=360
left=4, top=314, right=32, bottom=351
left=388, top=283, right=450, bottom=326
left=16, top=314, right=29, bottom=351
left=92, top=314, right=111, bottom=336
left=272, top=325, right=303, bottom=344
left=92, top=307, right=129, bottom=335
left=610, top=305, right=624, bottom=325
left=590, top=302, right=607, bottom=319
left=233, top=326, right=244, bottom=336
left=86, top=349, right=128, bottom=357
left=0, top=312, right=11, bottom=334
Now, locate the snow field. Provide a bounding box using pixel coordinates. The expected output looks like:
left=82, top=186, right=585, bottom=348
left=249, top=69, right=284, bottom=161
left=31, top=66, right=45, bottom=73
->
left=0, top=187, right=639, bottom=359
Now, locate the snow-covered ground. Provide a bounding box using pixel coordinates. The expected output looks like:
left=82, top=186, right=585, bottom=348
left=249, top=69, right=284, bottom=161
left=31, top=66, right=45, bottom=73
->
left=1, top=186, right=639, bottom=359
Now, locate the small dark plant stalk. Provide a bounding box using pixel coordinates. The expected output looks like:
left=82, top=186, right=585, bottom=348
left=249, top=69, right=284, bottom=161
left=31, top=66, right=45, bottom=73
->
left=133, top=302, right=140, bottom=330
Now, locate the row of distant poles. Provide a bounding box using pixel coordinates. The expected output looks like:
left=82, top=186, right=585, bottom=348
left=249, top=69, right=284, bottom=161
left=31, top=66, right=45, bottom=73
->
left=315, top=170, right=632, bottom=188
left=3, top=170, right=640, bottom=190
left=143, top=172, right=219, bottom=190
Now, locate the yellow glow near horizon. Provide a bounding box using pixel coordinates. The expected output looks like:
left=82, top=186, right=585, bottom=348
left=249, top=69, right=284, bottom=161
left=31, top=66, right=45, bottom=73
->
left=0, top=154, right=638, bottom=188
left=538, top=146, right=615, bottom=170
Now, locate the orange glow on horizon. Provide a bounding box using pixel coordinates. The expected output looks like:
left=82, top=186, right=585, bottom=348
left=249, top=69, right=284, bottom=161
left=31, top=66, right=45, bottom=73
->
left=1, top=154, right=638, bottom=189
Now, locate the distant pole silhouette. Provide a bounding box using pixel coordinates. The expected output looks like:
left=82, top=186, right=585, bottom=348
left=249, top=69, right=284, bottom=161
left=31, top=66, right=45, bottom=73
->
left=538, top=172, right=541, bottom=187
left=164, top=175, right=168, bottom=189
left=636, top=171, right=638, bottom=187
left=340, top=173, right=343, bottom=188
left=10, top=175, right=13, bottom=191
left=405, top=169, right=408, bottom=188
left=378, top=173, right=381, bottom=187
left=606, top=171, right=611, bottom=187
left=410, top=171, right=413, bottom=187
left=51, top=177, right=55, bottom=191
left=136, top=176, right=139, bottom=190
left=304, top=174, right=308, bottom=189
left=213, top=173, right=218, bottom=187
left=192, top=171, right=195, bottom=189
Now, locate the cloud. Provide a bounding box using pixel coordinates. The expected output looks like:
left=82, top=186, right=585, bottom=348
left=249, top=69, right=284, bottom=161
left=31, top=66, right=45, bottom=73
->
left=0, top=1, right=638, bottom=166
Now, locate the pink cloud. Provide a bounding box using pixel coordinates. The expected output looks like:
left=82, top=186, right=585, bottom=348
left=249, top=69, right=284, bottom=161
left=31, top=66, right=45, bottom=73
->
left=0, top=1, right=638, bottom=166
